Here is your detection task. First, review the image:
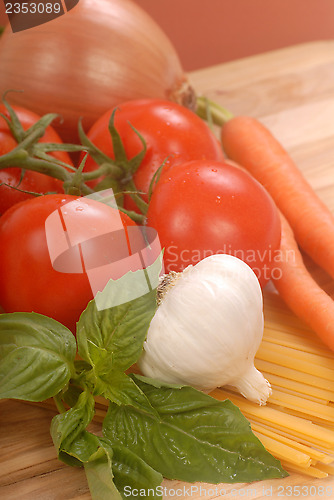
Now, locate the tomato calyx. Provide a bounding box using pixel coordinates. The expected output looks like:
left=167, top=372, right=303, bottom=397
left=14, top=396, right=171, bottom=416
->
left=0, top=95, right=152, bottom=220
left=79, top=108, right=150, bottom=216
left=147, top=157, right=169, bottom=203
left=0, top=93, right=90, bottom=189
left=0, top=92, right=126, bottom=198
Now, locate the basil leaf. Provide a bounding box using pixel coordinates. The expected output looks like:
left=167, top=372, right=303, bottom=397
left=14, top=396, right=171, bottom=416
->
left=61, top=384, right=83, bottom=408
left=76, top=278, right=158, bottom=375
left=84, top=443, right=122, bottom=500
left=96, top=370, right=158, bottom=416
left=52, top=404, right=121, bottom=500
left=111, top=444, right=163, bottom=499
left=103, top=376, right=288, bottom=484
left=55, top=427, right=161, bottom=500
left=0, top=312, right=76, bottom=401
left=51, top=389, right=95, bottom=467
left=74, top=359, right=92, bottom=374
left=53, top=423, right=123, bottom=500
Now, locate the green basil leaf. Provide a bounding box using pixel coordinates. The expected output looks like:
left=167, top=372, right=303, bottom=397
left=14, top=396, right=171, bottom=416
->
left=74, top=359, right=92, bottom=374
left=61, top=384, right=83, bottom=408
left=54, top=425, right=123, bottom=500
left=111, top=444, right=163, bottom=499
left=103, top=376, right=288, bottom=484
left=51, top=389, right=95, bottom=466
left=96, top=371, right=158, bottom=416
left=76, top=263, right=160, bottom=374
left=0, top=312, right=76, bottom=401
left=58, top=429, right=107, bottom=469
left=84, top=442, right=122, bottom=500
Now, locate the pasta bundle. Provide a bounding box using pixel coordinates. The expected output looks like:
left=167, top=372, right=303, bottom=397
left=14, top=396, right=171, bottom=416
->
left=211, top=292, right=334, bottom=478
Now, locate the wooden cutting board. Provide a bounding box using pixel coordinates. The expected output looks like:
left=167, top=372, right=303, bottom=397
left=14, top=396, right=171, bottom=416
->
left=1, top=40, right=334, bottom=499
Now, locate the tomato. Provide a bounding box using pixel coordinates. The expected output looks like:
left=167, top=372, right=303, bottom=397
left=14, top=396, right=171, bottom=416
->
left=0, top=194, right=145, bottom=332
left=0, top=104, right=72, bottom=215
left=81, top=99, right=224, bottom=212
left=146, top=159, right=281, bottom=288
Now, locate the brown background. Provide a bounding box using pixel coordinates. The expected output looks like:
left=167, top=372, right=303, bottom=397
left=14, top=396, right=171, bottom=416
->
left=134, top=0, right=334, bottom=70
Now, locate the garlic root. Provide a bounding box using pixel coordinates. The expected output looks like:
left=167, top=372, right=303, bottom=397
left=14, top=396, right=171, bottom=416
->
left=227, top=365, right=272, bottom=406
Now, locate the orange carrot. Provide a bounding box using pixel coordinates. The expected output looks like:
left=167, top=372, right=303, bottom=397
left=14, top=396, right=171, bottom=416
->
left=272, top=214, right=334, bottom=351
left=221, top=115, right=334, bottom=281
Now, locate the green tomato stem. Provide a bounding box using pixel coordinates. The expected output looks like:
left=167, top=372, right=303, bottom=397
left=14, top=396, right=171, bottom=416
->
left=0, top=146, right=113, bottom=197
left=81, top=162, right=123, bottom=182
left=123, top=178, right=149, bottom=215
left=0, top=150, right=72, bottom=181
left=118, top=206, right=146, bottom=224
left=196, top=96, right=234, bottom=127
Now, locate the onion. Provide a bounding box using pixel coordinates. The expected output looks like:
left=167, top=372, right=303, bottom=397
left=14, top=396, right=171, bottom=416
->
left=0, top=0, right=195, bottom=143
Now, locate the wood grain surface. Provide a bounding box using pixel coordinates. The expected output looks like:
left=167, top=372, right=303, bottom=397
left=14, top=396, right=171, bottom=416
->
left=1, top=41, right=334, bottom=499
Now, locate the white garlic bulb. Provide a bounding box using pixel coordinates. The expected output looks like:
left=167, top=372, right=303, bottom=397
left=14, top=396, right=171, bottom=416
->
left=139, top=254, right=271, bottom=405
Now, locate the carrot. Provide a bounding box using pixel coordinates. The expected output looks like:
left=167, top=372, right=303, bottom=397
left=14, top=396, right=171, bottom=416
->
left=272, top=213, right=334, bottom=351
left=220, top=115, right=334, bottom=281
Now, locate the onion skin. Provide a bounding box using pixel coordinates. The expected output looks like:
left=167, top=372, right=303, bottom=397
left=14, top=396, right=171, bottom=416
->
left=0, top=0, right=195, bottom=143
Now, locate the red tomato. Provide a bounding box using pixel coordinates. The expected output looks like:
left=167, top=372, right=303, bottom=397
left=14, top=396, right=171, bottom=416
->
left=0, top=194, right=140, bottom=332
left=81, top=99, right=224, bottom=212
left=146, top=160, right=281, bottom=288
left=0, top=104, right=72, bottom=215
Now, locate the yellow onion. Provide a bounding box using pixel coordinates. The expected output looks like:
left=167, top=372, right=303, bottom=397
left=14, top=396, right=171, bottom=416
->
left=0, top=0, right=195, bottom=142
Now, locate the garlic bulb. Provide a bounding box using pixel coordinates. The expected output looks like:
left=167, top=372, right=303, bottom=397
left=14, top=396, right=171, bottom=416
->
left=139, top=254, right=271, bottom=405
